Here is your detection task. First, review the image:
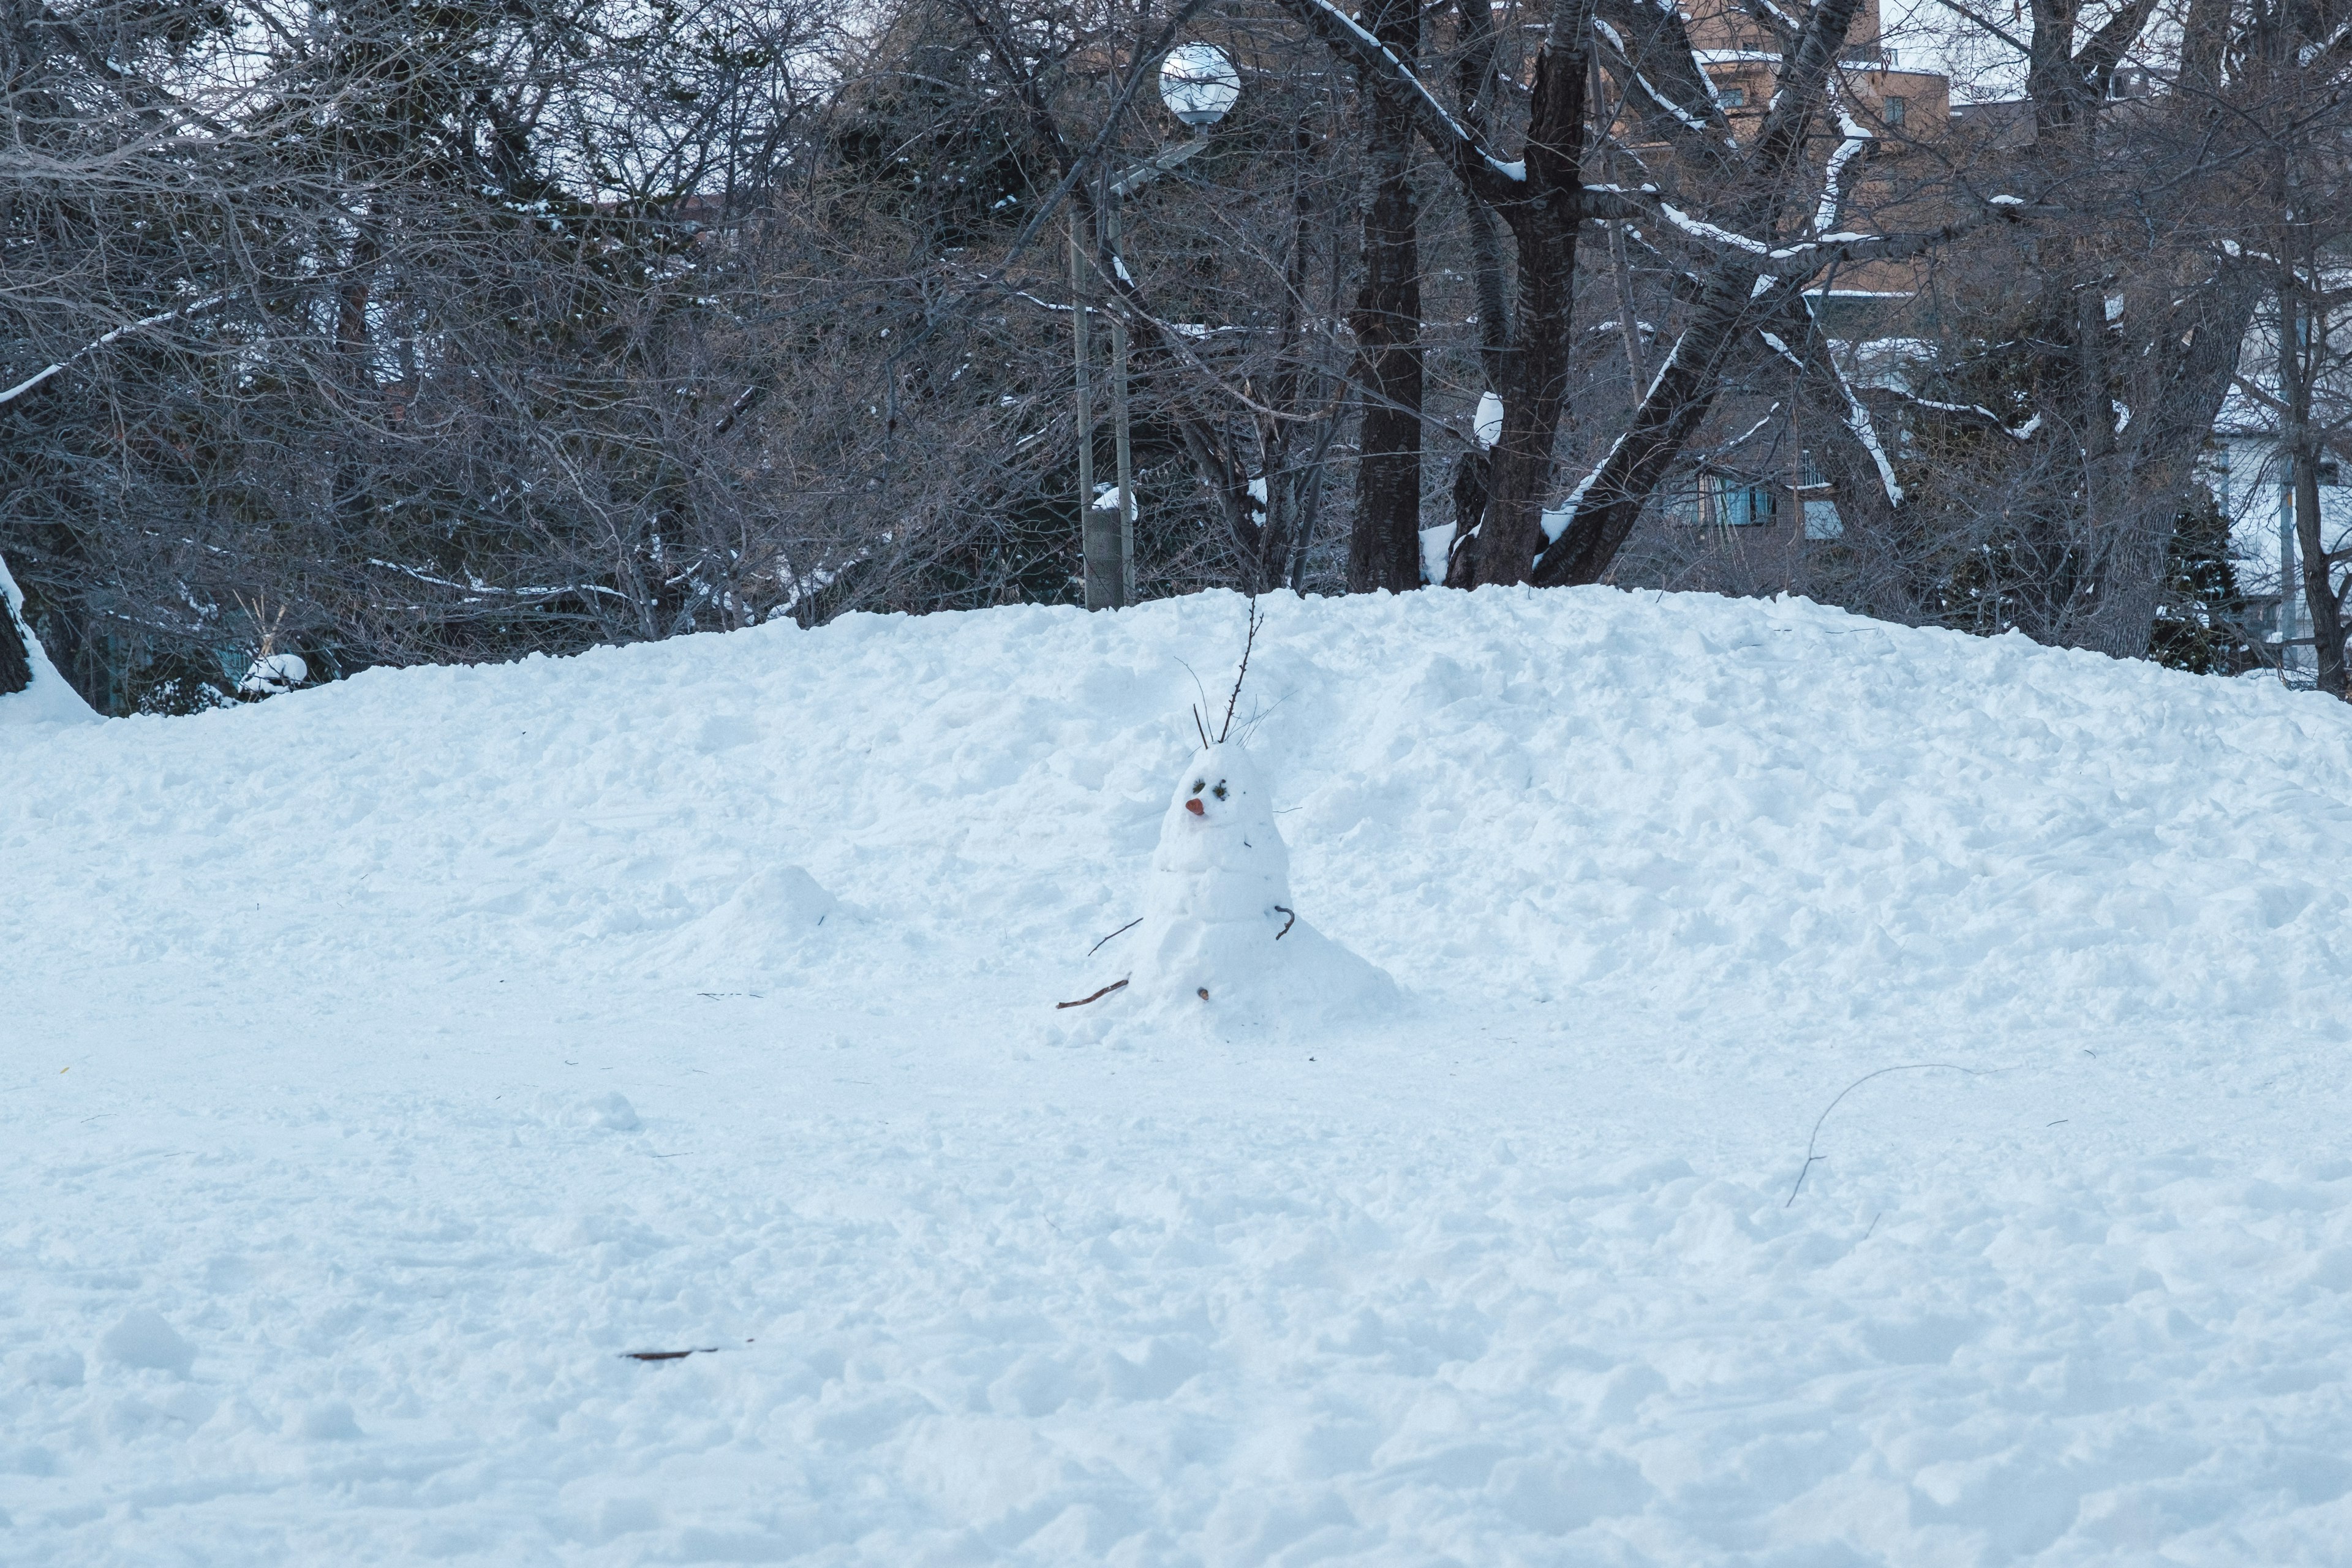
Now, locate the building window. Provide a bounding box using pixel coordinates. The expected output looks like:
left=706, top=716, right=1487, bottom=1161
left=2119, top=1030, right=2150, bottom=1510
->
left=1885, top=94, right=1908, bottom=127
left=1718, top=87, right=1746, bottom=108
left=1712, top=479, right=1778, bottom=527
left=2324, top=458, right=2343, bottom=487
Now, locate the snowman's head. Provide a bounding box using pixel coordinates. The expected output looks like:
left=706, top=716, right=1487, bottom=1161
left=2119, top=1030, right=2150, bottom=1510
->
left=1161, top=742, right=1275, bottom=840
left=1149, top=740, right=1291, bottom=906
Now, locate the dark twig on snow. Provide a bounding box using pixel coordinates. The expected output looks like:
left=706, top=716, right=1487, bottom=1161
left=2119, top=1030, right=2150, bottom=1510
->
left=1088, top=917, right=1142, bottom=957
left=1218, top=597, right=1264, bottom=745
left=623, top=1348, right=718, bottom=1362
left=1785, top=1061, right=1985, bottom=1207
left=1057, top=978, right=1130, bottom=1009
left=1273, top=905, right=1296, bottom=939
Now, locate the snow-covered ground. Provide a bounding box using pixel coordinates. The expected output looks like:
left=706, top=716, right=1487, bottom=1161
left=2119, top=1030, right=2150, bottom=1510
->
left=9, top=587, right=2352, bottom=1565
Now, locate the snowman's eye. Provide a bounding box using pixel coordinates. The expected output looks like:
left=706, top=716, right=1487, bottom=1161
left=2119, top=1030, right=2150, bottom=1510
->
left=1213, top=783, right=1229, bottom=800
left=1190, top=780, right=1205, bottom=794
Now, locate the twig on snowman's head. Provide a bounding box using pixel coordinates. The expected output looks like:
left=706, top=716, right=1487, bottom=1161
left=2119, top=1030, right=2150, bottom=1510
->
left=1218, top=595, right=1263, bottom=745
left=1174, top=658, right=1213, bottom=750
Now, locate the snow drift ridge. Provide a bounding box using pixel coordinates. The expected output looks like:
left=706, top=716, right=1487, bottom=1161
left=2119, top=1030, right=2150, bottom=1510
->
left=6, top=586, right=2351, bottom=1040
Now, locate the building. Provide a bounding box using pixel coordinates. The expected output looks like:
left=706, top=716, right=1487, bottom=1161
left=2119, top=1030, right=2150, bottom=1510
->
left=2209, top=390, right=2352, bottom=666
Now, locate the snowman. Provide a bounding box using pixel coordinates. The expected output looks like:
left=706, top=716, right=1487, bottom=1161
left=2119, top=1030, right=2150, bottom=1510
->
left=1066, top=740, right=1395, bottom=1033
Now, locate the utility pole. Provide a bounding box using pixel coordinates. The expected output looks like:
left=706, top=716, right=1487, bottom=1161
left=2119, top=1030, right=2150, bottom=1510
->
left=1074, top=209, right=1119, bottom=611
left=1107, top=199, right=1137, bottom=606
left=1069, top=43, right=1240, bottom=611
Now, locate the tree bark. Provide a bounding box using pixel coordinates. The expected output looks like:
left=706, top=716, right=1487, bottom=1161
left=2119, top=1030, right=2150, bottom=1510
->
left=2283, top=274, right=2348, bottom=694
left=1348, top=0, right=1425, bottom=593
left=2293, top=443, right=2344, bottom=695
left=1453, top=0, right=1512, bottom=393
left=0, top=563, right=32, bottom=696
left=1463, top=0, right=1594, bottom=586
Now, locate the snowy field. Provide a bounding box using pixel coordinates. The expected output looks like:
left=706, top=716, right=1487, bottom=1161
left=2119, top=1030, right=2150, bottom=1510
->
left=10, top=586, right=2352, bottom=1566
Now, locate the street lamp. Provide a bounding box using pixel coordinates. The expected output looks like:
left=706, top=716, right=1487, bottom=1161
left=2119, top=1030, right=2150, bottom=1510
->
left=1159, top=43, right=1242, bottom=127
left=1074, top=43, right=1240, bottom=611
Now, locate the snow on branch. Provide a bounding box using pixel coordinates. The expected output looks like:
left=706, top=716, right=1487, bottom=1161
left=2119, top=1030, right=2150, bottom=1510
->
left=1762, top=203, right=2038, bottom=268
left=1281, top=0, right=1526, bottom=187
left=1741, top=0, right=1869, bottom=190
left=1716, top=405, right=1784, bottom=454
left=1838, top=394, right=1902, bottom=505
left=2215, top=238, right=2285, bottom=268
left=1838, top=380, right=1902, bottom=505
left=2301, top=17, right=2352, bottom=66
left=1656, top=202, right=1768, bottom=254
left=1591, top=183, right=1988, bottom=271
left=1877, top=383, right=2041, bottom=440
left=1736, top=0, right=1804, bottom=39
left=0, top=290, right=233, bottom=410
left=1758, top=328, right=1807, bottom=371
left=1764, top=330, right=1902, bottom=506
left=1593, top=18, right=1734, bottom=148
left=1812, top=86, right=1872, bottom=236
left=366, top=559, right=630, bottom=602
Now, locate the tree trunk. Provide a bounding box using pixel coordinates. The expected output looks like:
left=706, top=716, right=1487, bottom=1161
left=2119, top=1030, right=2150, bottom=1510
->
left=1347, top=0, right=1425, bottom=593
left=0, top=561, right=31, bottom=696
left=1464, top=4, right=1592, bottom=586
left=2071, top=269, right=2258, bottom=656
left=2283, top=274, right=2346, bottom=693
left=1527, top=0, right=1863, bottom=586
left=2293, top=443, right=2344, bottom=695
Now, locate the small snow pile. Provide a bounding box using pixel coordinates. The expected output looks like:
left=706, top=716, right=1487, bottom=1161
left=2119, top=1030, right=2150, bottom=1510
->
left=295, top=1401, right=362, bottom=1441
left=0, top=555, right=95, bottom=726
left=715, top=864, right=838, bottom=930
left=1066, top=741, right=1394, bottom=1036
left=238, top=652, right=309, bottom=698
left=666, top=862, right=844, bottom=979
left=576, top=1091, right=640, bottom=1132
left=98, top=1309, right=194, bottom=1377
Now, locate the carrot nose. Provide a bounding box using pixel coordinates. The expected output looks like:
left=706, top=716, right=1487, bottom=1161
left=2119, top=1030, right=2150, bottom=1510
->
left=1185, top=797, right=1205, bottom=816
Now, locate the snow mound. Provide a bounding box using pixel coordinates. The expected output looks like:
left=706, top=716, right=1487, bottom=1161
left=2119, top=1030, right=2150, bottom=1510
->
left=15, top=583, right=2350, bottom=1039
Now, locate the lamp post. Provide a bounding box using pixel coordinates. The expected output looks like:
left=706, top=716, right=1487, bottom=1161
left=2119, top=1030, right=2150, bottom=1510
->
left=1075, top=43, right=1240, bottom=610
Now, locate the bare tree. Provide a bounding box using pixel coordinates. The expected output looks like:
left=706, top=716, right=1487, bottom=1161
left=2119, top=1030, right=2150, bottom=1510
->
left=15, top=0, right=2346, bottom=713
left=1346, top=0, right=1426, bottom=591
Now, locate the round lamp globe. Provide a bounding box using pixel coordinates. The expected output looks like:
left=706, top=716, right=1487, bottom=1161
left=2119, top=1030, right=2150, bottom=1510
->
left=1159, top=44, right=1241, bottom=127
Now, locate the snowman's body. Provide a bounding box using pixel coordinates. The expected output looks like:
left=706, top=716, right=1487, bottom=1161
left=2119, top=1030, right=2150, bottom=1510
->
left=1088, top=742, right=1393, bottom=1032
